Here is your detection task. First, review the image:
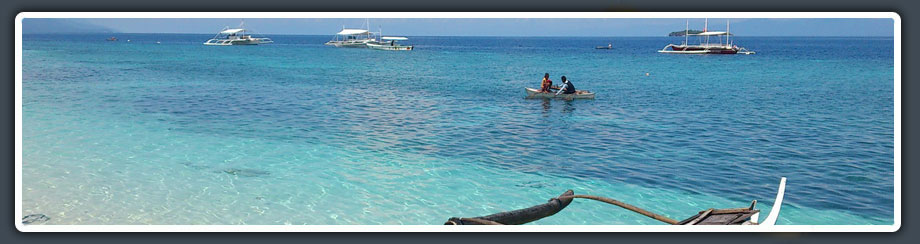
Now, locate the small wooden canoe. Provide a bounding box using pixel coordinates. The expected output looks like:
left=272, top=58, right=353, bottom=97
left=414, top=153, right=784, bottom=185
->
left=525, top=87, right=595, bottom=100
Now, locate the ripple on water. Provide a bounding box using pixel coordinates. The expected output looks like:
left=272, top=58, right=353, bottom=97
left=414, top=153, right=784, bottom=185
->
left=21, top=35, right=894, bottom=225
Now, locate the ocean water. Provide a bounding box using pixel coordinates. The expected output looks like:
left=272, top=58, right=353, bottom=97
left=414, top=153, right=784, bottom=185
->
left=21, top=34, right=894, bottom=225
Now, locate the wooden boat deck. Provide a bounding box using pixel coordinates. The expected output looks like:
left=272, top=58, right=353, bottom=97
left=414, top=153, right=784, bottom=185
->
left=676, top=203, right=760, bottom=225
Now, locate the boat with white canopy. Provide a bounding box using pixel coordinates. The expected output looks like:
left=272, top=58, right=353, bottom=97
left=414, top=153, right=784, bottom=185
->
left=325, top=19, right=380, bottom=48
left=203, top=20, right=273, bottom=46
left=366, top=36, right=414, bottom=51
left=658, top=19, right=754, bottom=54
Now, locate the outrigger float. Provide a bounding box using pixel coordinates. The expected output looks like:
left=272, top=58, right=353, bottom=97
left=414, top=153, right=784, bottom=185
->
left=446, top=177, right=785, bottom=225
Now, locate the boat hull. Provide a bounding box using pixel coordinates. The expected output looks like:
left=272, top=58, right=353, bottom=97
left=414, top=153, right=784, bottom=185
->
left=325, top=40, right=376, bottom=48
left=366, top=43, right=413, bottom=51
left=203, top=38, right=273, bottom=46
left=665, top=45, right=738, bottom=54
left=658, top=44, right=749, bottom=54
left=525, top=88, right=595, bottom=100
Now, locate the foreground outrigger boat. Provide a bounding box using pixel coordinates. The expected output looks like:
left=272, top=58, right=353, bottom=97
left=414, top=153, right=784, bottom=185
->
left=203, top=20, right=273, bottom=46
left=525, top=87, right=595, bottom=100
left=446, top=177, right=785, bottom=225
left=658, top=19, right=754, bottom=55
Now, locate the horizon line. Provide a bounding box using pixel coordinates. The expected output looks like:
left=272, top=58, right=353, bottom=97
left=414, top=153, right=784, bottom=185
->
left=22, top=32, right=896, bottom=38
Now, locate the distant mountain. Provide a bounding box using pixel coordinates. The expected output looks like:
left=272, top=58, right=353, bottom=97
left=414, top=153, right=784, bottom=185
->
left=22, top=19, right=116, bottom=34
left=668, top=30, right=703, bottom=36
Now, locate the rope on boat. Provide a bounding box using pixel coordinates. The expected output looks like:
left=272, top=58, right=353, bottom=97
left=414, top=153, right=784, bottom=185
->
left=554, top=195, right=679, bottom=225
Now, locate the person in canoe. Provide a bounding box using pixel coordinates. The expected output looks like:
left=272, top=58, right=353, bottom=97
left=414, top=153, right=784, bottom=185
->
left=555, top=76, right=577, bottom=95
left=540, top=73, right=554, bottom=93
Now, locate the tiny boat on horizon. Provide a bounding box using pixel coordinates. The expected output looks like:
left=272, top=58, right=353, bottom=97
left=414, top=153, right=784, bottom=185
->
left=595, top=43, right=612, bottom=49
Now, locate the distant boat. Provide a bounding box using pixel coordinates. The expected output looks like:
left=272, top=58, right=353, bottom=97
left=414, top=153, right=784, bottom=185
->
left=595, top=43, right=612, bottom=49
left=203, top=20, right=273, bottom=46
left=106, top=37, right=117, bottom=41
left=325, top=19, right=380, bottom=48
left=658, top=19, right=754, bottom=55
left=366, top=36, right=413, bottom=51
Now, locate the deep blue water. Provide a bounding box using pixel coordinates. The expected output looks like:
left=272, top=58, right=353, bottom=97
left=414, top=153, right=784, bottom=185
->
left=21, top=33, right=894, bottom=225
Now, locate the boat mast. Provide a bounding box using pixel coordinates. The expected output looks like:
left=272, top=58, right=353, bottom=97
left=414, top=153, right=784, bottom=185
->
left=727, top=19, right=732, bottom=47
left=365, top=18, right=372, bottom=40
left=240, top=19, right=246, bottom=36
left=704, top=18, right=709, bottom=46
left=684, top=19, right=689, bottom=45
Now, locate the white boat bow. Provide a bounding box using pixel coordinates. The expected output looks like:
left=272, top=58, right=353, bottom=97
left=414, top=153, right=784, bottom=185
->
left=759, top=177, right=786, bottom=225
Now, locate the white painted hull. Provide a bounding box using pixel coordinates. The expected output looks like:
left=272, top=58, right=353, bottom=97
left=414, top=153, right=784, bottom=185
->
left=366, top=43, right=413, bottom=51
left=325, top=40, right=377, bottom=48
left=204, top=38, right=273, bottom=46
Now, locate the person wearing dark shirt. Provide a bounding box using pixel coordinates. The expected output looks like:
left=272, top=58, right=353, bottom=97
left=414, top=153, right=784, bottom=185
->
left=555, top=76, right=576, bottom=95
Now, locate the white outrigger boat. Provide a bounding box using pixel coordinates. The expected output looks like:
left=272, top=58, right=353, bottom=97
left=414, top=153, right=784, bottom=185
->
left=366, top=36, right=414, bottom=51
left=525, top=87, right=595, bottom=100
left=203, top=20, right=273, bottom=46
left=658, top=19, right=754, bottom=55
left=447, top=177, right=786, bottom=225
left=325, top=19, right=380, bottom=48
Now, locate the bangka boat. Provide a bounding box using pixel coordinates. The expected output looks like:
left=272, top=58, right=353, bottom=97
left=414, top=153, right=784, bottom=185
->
left=525, top=87, right=595, bottom=100
left=325, top=19, right=380, bottom=48
left=366, top=37, right=414, bottom=51
left=595, top=43, right=612, bottom=49
left=203, top=20, right=273, bottom=46
left=446, top=177, right=786, bottom=225
left=658, top=19, right=754, bottom=55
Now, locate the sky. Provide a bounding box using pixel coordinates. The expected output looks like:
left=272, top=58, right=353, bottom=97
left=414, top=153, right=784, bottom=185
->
left=24, top=18, right=895, bottom=37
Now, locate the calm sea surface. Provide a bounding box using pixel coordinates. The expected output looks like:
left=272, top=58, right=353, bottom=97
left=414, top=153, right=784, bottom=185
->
left=21, top=34, right=894, bottom=225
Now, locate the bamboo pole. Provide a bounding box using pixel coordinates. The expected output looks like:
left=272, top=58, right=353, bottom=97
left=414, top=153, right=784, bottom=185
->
left=557, top=195, right=679, bottom=225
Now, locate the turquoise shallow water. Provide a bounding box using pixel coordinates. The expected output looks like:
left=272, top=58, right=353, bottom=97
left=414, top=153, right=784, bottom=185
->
left=21, top=34, right=894, bottom=225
